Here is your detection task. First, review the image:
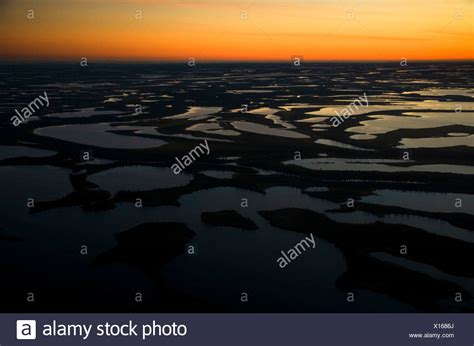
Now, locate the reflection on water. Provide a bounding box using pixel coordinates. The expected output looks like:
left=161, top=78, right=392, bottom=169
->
left=328, top=208, right=473, bottom=243
left=0, top=145, right=56, bottom=160
left=284, top=158, right=474, bottom=175
left=247, top=107, right=296, bottom=129
left=88, top=166, right=193, bottom=194
left=362, top=189, right=474, bottom=215
left=186, top=122, right=240, bottom=136
left=200, top=170, right=235, bottom=179
left=164, top=106, right=222, bottom=120
left=35, top=123, right=168, bottom=149
left=301, top=105, right=392, bottom=121
left=371, top=253, right=474, bottom=297
left=164, top=186, right=352, bottom=311
left=398, top=134, right=474, bottom=149
left=402, top=88, right=474, bottom=98
left=231, top=121, right=310, bottom=139
left=347, top=112, right=474, bottom=140
left=226, top=89, right=274, bottom=94
left=315, top=139, right=375, bottom=152
left=0, top=165, right=72, bottom=226
left=45, top=107, right=122, bottom=119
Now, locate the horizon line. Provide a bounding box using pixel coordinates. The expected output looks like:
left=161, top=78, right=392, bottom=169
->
left=0, top=58, right=473, bottom=64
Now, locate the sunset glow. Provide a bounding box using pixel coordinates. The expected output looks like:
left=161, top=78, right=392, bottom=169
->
left=1, top=0, right=473, bottom=61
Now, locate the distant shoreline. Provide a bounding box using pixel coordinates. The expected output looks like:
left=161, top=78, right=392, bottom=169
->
left=0, top=59, right=473, bottom=65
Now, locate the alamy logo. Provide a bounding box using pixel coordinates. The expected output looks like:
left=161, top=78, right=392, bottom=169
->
left=11, top=91, right=50, bottom=127
left=16, top=320, right=37, bottom=340
left=171, top=139, right=210, bottom=174
left=330, top=92, right=369, bottom=128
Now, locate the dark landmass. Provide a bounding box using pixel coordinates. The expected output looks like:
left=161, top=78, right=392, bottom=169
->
left=95, top=222, right=195, bottom=272
left=259, top=208, right=473, bottom=310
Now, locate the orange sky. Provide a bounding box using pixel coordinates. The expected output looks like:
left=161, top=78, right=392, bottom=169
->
left=1, top=0, right=473, bottom=61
